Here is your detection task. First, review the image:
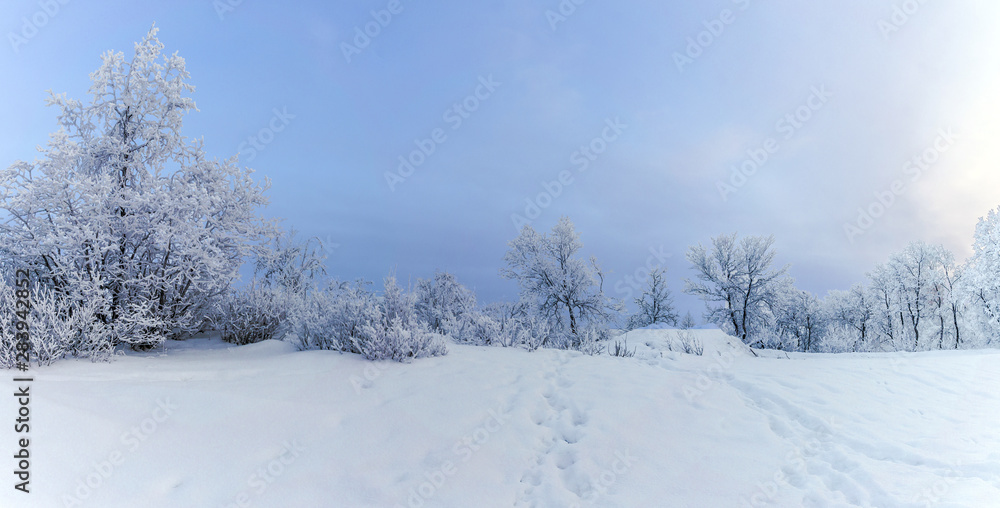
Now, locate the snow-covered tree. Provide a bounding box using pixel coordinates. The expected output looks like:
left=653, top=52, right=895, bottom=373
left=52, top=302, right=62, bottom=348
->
left=626, top=268, right=678, bottom=329
left=501, top=216, right=621, bottom=344
left=771, top=285, right=825, bottom=352
left=680, top=310, right=697, bottom=329
left=684, top=233, right=788, bottom=347
left=888, top=241, right=944, bottom=351
left=823, top=283, right=873, bottom=352
left=962, top=206, right=1000, bottom=346
left=928, top=248, right=964, bottom=349
left=0, top=27, right=273, bottom=349
left=868, top=263, right=902, bottom=350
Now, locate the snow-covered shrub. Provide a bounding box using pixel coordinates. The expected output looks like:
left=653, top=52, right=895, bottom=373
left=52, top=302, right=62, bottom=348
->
left=0, top=276, right=24, bottom=368
left=216, top=284, right=285, bottom=345
left=349, top=276, right=446, bottom=361
left=513, top=312, right=551, bottom=352
left=354, top=318, right=446, bottom=361
left=442, top=310, right=501, bottom=346
left=415, top=271, right=475, bottom=334
left=675, top=330, right=704, bottom=356
left=455, top=302, right=551, bottom=350
left=291, top=276, right=447, bottom=362
left=290, top=279, right=379, bottom=351
left=0, top=276, right=115, bottom=368
left=576, top=325, right=610, bottom=356
left=609, top=334, right=636, bottom=358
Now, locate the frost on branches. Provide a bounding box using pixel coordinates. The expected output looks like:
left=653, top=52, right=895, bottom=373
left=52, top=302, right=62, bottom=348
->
left=501, top=216, right=622, bottom=347
left=0, top=26, right=272, bottom=355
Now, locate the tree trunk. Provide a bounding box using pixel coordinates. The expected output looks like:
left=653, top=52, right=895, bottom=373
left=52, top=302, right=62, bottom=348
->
left=952, top=304, right=961, bottom=349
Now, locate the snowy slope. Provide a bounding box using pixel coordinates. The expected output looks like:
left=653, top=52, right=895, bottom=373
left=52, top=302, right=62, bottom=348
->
left=2, top=331, right=999, bottom=507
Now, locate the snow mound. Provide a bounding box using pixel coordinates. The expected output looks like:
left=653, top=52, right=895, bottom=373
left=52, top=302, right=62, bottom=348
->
left=612, top=327, right=755, bottom=359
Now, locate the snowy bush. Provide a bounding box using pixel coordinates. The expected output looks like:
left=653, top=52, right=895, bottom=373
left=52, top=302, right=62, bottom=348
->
left=216, top=285, right=285, bottom=345
left=290, top=279, right=378, bottom=351
left=576, top=325, right=611, bottom=356
left=675, top=330, right=704, bottom=356
left=441, top=300, right=552, bottom=351
left=415, top=271, right=475, bottom=334
left=609, top=334, right=636, bottom=358
left=0, top=276, right=115, bottom=368
left=349, top=276, right=446, bottom=361
left=290, top=276, right=446, bottom=362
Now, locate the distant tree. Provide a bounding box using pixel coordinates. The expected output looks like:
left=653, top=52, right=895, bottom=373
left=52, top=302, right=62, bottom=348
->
left=683, top=233, right=788, bottom=347
left=626, top=268, right=678, bottom=329
left=936, top=250, right=965, bottom=349
left=501, top=216, right=621, bottom=344
left=824, top=283, right=873, bottom=352
left=772, top=285, right=824, bottom=352
left=888, top=241, right=943, bottom=351
left=868, top=263, right=901, bottom=350
left=680, top=311, right=697, bottom=330
left=0, top=27, right=273, bottom=349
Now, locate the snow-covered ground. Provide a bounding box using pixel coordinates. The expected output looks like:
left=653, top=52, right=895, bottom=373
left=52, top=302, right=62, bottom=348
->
left=3, top=330, right=999, bottom=507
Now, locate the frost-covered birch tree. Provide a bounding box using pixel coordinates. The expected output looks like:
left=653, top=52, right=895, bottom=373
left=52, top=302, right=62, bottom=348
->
left=683, top=233, right=788, bottom=347
left=501, top=216, right=621, bottom=344
left=0, top=27, right=273, bottom=348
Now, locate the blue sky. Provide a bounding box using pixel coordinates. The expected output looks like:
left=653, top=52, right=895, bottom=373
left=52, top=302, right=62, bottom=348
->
left=2, top=0, right=999, bottom=319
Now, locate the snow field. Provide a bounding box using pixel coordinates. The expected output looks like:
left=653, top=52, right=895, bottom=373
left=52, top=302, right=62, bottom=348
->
left=1, top=329, right=998, bottom=507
